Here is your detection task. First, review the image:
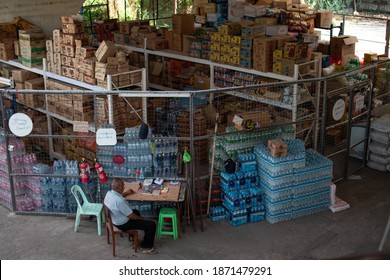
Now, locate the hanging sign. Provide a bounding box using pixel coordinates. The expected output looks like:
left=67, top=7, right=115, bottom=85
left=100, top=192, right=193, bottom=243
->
left=8, top=113, right=33, bottom=137
left=96, top=128, right=117, bottom=146
left=332, top=99, right=345, bottom=121
left=73, top=121, right=89, bottom=133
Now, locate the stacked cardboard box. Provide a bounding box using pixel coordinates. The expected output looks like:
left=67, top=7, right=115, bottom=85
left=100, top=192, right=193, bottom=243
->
left=253, top=37, right=277, bottom=72
left=18, top=29, right=46, bottom=68
left=0, top=39, right=15, bottom=60
left=46, top=29, right=62, bottom=75
left=23, top=77, right=45, bottom=108
left=171, top=14, right=195, bottom=52
left=59, top=16, right=89, bottom=80
left=95, top=96, right=142, bottom=132
left=11, top=69, right=40, bottom=101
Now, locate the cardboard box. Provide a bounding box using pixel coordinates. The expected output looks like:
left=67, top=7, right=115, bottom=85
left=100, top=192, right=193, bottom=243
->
left=95, top=40, right=116, bottom=62
left=268, top=139, right=287, bottom=157
left=233, top=111, right=271, bottom=131
left=281, top=57, right=309, bottom=77
left=283, top=42, right=309, bottom=59
left=12, top=69, right=39, bottom=82
left=218, top=22, right=241, bottom=35
left=273, top=0, right=292, bottom=10
left=194, top=74, right=210, bottom=90
left=317, top=41, right=330, bottom=55
left=265, top=25, right=288, bottom=36
left=241, top=24, right=266, bottom=38
left=24, top=77, right=44, bottom=89
left=252, top=37, right=278, bottom=72
left=172, top=14, right=195, bottom=34
left=172, top=33, right=183, bottom=52
left=330, top=35, right=358, bottom=65
left=315, top=10, right=333, bottom=28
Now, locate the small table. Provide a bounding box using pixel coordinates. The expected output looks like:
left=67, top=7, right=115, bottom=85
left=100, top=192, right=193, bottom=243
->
left=123, top=181, right=185, bottom=236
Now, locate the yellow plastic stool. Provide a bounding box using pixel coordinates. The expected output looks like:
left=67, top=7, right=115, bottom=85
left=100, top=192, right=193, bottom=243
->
left=157, top=207, right=178, bottom=240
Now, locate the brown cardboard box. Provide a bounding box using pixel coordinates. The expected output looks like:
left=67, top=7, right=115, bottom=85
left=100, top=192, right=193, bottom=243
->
left=317, top=41, right=330, bottom=55
left=268, top=139, right=287, bottom=157
left=218, top=22, right=241, bottom=35
left=194, top=74, right=210, bottom=90
left=273, top=0, right=292, bottom=10
left=233, top=111, right=271, bottom=130
left=253, top=37, right=278, bottom=72
left=265, top=25, right=288, bottom=36
left=12, top=70, right=39, bottom=82
left=315, top=10, right=333, bottom=28
left=172, top=33, right=183, bottom=52
left=281, top=57, right=309, bottom=77
left=95, top=40, right=116, bottom=62
left=172, top=14, right=195, bottom=34
left=330, top=35, right=358, bottom=64
left=283, top=42, right=309, bottom=59
left=24, top=77, right=44, bottom=89
left=119, top=21, right=137, bottom=34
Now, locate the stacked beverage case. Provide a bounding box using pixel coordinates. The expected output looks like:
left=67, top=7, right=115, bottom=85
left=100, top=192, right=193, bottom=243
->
left=211, top=139, right=333, bottom=225
left=255, top=139, right=333, bottom=224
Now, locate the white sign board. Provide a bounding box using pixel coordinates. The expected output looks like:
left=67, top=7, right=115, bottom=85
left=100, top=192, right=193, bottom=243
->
left=8, top=113, right=33, bottom=137
left=73, top=121, right=89, bottom=133
left=332, top=99, right=345, bottom=121
left=96, top=128, right=117, bottom=146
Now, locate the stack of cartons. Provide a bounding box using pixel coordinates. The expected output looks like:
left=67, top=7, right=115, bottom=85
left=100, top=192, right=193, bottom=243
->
left=94, top=41, right=119, bottom=87
left=60, top=16, right=87, bottom=80
left=0, top=39, right=15, bottom=60
left=46, top=29, right=62, bottom=75
left=24, top=77, right=45, bottom=108
left=75, top=39, right=97, bottom=85
left=18, top=29, right=46, bottom=67
left=171, top=14, right=195, bottom=52
left=72, top=93, right=94, bottom=122
left=95, top=96, right=142, bottom=132
left=240, top=23, right=265, bottom=69
left=253, top=37, right=277, bottom=72
left=11, top=69, right=39, bottom=102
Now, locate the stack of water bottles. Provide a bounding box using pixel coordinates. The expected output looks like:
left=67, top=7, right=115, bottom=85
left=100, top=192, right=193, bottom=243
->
left=124, top=126, right=154, bottom=178
left=255, top=139, right=333, bottom=224
left=218, top=153, right=265, bottom=226
left=212, top=125, right=295, bottom=174
left=37, top=160, right=81, bottom=213
left=0, top=138, right=36, bottom=211
left=153, top=137, right=178, bottom=178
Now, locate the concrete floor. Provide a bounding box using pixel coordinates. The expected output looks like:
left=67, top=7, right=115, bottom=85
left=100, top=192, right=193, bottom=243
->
left=0, top=167, right=390, bottom=260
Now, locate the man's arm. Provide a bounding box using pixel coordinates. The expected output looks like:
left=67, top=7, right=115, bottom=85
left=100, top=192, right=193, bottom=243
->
left=128, top=213, right=143, bottom=220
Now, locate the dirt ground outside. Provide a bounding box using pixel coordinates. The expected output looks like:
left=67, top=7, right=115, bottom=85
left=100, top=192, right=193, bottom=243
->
left=321, top=14, right=389, bottom=58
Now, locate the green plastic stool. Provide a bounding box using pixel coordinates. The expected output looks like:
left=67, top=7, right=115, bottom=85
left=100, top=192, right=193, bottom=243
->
left=157, top=207, right=178, bottom=240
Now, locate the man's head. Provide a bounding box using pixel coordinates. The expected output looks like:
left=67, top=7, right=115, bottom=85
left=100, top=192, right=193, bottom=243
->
left=111, top=178, right=124, bottom=193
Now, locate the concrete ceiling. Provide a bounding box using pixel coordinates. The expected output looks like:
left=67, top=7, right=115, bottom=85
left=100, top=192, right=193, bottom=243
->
left=0, top=0, right=84, bottom=36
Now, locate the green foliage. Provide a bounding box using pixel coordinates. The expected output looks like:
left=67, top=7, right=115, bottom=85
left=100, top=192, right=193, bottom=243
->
left=306, top=0, right=353, bottom=12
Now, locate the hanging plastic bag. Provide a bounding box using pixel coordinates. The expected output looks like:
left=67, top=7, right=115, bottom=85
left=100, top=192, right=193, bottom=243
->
left=224, top=158, right=236, bottom=174
left=183, top=147, right=192, bottom=163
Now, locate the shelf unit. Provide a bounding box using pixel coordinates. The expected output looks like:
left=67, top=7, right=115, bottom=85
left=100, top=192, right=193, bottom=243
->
left=0, top=58, right=147, bottom=160
left=118, top=43, right=321, bottom=147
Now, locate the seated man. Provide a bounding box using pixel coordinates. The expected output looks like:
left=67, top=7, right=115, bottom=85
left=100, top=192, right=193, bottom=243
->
left=104, top=178, right=157, bottom=254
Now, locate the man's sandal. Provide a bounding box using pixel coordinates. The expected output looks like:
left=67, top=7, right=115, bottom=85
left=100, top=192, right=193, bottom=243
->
left=141, top=247, right=158, bottom=254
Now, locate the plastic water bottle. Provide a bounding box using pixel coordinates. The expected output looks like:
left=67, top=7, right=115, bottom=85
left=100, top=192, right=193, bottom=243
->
left=140, top=168, right=145, bottom=182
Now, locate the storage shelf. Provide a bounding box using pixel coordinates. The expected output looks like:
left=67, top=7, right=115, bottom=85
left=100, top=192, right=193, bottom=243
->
left=0, top=59, right=107, bottom=91
left=121, top=45, right=295, bottom=82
